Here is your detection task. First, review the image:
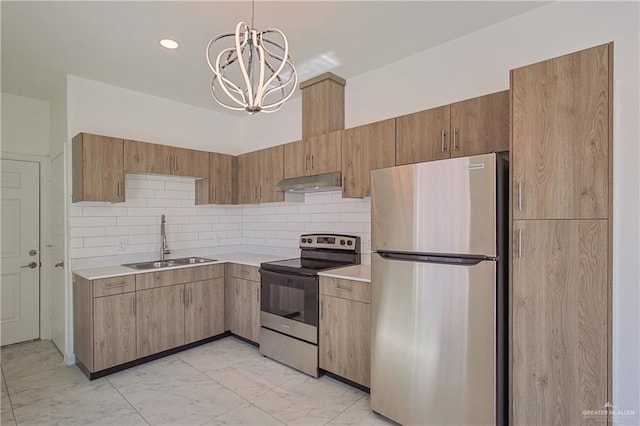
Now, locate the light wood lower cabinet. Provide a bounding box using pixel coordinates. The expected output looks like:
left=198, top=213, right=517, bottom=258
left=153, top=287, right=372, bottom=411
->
left=185, top=278, right=225, bottom=344
left=226, top=264, right=260, bottom=343
left=319, top=277, right=371, bottom=387
left=512, top=219, right=608, bottom=425
left=136, top=285, right=185, bottom=358
left=93, top=292, right=136, bottom=371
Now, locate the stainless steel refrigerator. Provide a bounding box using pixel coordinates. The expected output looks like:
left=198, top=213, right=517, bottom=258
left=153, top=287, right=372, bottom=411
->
left=370, top=153, right=507, bottom=425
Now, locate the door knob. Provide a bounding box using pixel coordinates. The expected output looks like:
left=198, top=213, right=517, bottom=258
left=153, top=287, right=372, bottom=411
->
left=21, top=261, right=38, bottom=269
left=55, top=261, right=64, bottom=268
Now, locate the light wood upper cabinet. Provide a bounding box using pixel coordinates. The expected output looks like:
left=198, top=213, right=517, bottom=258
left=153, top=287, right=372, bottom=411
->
left=396, top=91, right=509, bottom=166
left=72, top=133, right=125, bottom=202
left=184, top=278, right=225, bottom=344
left=342, top=118, right=395, bottom=198
left=196, top=152, right=236, bottom=205
left=136, top=285, right=185, bottom=358
left=93, top=292, right=136, bottom=371
left=450, top=90, right=509, bottom=158
left=319, top=277, right=371, bottom=387
left=284, top=131, right=342, bottom=179
left=238, top=146, right=284, bottom=204
left=396, top=105, right=451, bottom=165
left=512, top=219, right=608, bottom=425
left=512, top=44, right=609, bottom=219
left=124, top=140, right=209, bottom=178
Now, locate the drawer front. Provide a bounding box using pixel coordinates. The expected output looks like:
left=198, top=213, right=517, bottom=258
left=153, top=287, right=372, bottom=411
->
left=319, top=277, right=371, bottom=304
left=136, top=264, right=225, bottom=290
left=228, top=263, right=260, bottom=282
left=93, top=275, right=135, bottom=297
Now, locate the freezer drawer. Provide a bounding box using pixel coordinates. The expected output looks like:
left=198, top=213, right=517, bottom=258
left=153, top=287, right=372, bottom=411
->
left=371, top=153, right=499, bottom=257
left=371, top=253, right=497, bottom=425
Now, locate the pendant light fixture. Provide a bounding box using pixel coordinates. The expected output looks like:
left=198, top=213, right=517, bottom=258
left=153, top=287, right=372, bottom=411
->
left=206, top=1, right=297, bottom=114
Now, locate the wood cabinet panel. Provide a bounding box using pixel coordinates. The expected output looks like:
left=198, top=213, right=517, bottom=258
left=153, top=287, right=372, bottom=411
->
left=283, top=140, right=306, bottom=179
left=396, top=105, right=451, bottom=165
left=227, top=263, right=260, bottom=282
left=308, top=131, right=342, bottom=176
left=301, top=73, right=346, bottom=139
left=512, top=219, right=607, bottom=425
left=319, top=277, right=370, bottom=304
left=171, top=147, right=209, bottom=178
left=72, top=133, right=124, bottom=202
left=73, top=275, right=94, bottom=371
left=450, top=90, right=509, bottom=158
left=210, top=152, right=235, bottom=204
left=136, top=285, right=185, bottom=357
left=319, top=294, right=371, bottom=387
left=228, top=277, right=260, bottom=343
left=512, top=44, right=609, bottom=219
left=184, top=278, right=225, bottom=344
left=135, top=264, right=224, bottom=291
left=237, top=151, right=259, bottom=204
left=259, top=145, right=284, bottom=203
left=93, top=275, right=135, bottom=298
left=93, top=293, right=136, bottom=371
left=342, top=118, right=395, bottom=198
left=124, top=139, right=171, bottom=175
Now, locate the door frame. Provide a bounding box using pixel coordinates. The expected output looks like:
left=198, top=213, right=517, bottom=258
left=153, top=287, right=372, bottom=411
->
left=0, top=153, right=52, bottom=342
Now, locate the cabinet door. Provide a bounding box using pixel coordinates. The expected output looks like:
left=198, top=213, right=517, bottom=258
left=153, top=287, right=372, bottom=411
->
left=283, top=140, right=306, bottom=179
left=184, top=278, right=225, bottom=344
left=512, top=44, right=609, bottom=219
left=93, top=293, right=136, bottom=371
left=319, top=295, right=371, bottom=387
left=396, top=105, right=451, bottom=165
left=124, top=139, right=171, bottom=175
left=229, top=277, right=260, bottom=343
left=450, top=90, right=509, bottom=158
left=512, top=220, right=607, bottom=425
left=308, top=130, right=342, bottom=176
left=136, top=285, right=185, bottom=357
left=209, top=152, right=235, bottom=204
left=259, top=145, right=284, bottom=203
left=342, top=119, right=395, bottom=198
left=72, top=133, right=125, bottom=202
left=237, top=151, right=258, bottom=204
left=172, top=147, right=209, bottom=178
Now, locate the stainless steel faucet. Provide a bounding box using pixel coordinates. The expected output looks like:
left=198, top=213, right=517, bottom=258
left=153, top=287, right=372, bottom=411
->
left=160, top=214, right=170, bottom=261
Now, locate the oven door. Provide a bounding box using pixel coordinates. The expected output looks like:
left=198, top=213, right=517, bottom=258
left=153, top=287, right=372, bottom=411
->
left=260, top=269, right=319, bottom=342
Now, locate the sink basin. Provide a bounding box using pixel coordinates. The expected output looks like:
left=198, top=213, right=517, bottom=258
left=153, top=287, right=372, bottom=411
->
left=123, top=257, right=217, bottom=270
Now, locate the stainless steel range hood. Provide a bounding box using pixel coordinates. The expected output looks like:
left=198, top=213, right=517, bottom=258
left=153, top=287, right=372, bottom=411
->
left=275, top=172, right=343, bottom=193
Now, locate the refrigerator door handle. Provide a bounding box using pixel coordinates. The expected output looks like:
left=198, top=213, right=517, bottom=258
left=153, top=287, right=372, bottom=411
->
left=376, top=250, right=493, bottom=265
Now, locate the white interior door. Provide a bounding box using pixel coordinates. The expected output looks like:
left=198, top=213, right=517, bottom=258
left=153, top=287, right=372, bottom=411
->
left=1, top=159, right=41, bottom=345
left=51, top=154, right=66, bottom=351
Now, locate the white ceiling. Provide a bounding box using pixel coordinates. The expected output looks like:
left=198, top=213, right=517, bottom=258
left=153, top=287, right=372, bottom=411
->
left=1, top=1, right=545, bottom=114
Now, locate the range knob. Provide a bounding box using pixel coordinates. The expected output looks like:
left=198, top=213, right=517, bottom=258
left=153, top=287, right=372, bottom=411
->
left=347, top=240, right=353, bottom=246
left=301, top=238, right=307, bottom=243
left=340, top=240, right=346, bottom=246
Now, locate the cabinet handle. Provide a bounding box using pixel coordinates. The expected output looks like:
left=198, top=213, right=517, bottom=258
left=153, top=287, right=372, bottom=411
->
left=453, top=128, right=459, bottom=151
left=336, top=286, right=352, bottom=292
left=517, top=180, right=522, bottom=211
left=116, top=180, right=122, bottom=198
left=166, top=156, right=169, bottom=171
left=256, top=287, right=259, bottom=303
left=213, top=187, right=216, bottom=203
left=305, top=155, right=309, bottom=171
left=105, top=281, right=126, bottom=288
left=311, top=155, right=314, bottom=169
left=320, top=300, right=323, bottom=320
left=441, top=130, right=447, bottom=152
left=130, top=297, right=136, bottom=315
left=180, top=288, right=184, bottom=305
left=259, top=186, right=262, bottom=199
left=517, top=228, right=523, bottom=258
left=189, top=288, right=192, bottom=305
left=173, top=156, right=177, bottom=172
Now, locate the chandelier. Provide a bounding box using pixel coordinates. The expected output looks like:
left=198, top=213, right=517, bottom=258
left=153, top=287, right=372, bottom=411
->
left=206, top=1, right=297, bottom=114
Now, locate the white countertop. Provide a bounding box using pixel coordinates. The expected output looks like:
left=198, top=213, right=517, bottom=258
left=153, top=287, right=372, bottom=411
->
left=319, top=264, right=371, bottom=283
left=73, top=252, right=289, bottom=281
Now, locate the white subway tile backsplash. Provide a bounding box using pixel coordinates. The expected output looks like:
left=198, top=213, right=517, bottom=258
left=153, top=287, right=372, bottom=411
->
left=70, top=177, right=371, bottom=264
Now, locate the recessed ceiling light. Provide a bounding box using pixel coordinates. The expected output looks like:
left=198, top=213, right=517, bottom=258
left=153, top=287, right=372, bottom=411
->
left=159, top=39, right=179, bottom=50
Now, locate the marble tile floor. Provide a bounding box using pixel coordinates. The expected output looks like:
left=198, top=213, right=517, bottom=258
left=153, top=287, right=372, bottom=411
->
left=0, top=338, right=392, bottom=426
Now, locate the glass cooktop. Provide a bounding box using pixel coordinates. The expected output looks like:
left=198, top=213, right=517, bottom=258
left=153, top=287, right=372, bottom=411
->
left=260, top=257, right=352, bottom=276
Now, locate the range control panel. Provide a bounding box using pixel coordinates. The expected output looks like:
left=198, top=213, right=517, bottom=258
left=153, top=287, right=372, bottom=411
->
left=299, top=234, right=360, bottom=251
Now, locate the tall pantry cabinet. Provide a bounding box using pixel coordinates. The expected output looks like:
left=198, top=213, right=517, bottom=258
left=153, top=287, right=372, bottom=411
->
left=510, top=43, right=612, bottom=425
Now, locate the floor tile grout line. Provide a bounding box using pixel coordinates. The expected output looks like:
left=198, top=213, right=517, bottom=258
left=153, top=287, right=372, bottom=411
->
left=1, top=367, right=18, bottom=425
left=322, top=394, right=366, bottom=426
left=105, top=376, right=151, bottom=426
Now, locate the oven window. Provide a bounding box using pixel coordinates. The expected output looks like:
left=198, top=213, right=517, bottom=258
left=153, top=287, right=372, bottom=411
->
left=260, top=270, right=318, bottom=327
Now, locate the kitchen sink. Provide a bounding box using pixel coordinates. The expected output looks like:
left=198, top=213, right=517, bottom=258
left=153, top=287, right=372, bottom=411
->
left=122, top=257, right=217, bottom=270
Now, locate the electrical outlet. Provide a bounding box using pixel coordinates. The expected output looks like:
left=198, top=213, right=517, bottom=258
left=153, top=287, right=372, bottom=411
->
left=118, top=237, right=127, bottom=251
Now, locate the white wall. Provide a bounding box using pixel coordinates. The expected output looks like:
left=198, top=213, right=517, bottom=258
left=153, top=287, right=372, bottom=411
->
left=66, top=75, right=246, bottom=154
left=1, top=93, right=50, bottom=156
left=245, top=1, right=640, bottom=421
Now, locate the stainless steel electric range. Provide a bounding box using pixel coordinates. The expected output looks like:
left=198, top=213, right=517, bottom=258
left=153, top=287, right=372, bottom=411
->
left=259, top=234, right=361, bottom=377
